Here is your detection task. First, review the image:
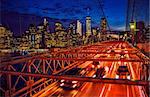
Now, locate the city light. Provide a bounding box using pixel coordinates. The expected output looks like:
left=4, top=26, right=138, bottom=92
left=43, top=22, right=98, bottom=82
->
left=0, top=0, right=149, bottom=97
left=130, top=21, right=136, bottom=30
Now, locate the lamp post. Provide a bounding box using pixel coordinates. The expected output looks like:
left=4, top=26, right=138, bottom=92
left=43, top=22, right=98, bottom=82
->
left=130, top=20, right=136, bottom=46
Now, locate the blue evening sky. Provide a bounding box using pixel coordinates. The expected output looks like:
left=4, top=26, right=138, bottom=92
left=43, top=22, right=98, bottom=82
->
left=1, top=0, right=127, bottom=31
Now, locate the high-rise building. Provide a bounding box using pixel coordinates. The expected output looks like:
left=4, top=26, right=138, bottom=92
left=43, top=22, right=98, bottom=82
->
left=100, top=18, right=107, bottom=41
left=19, top=32, right=30, bottom=50
left=55, top=22, right=63, bottom=32
left=100, top=18, right=107, bottom=34
left=92, top=28, right=97, bottom=36
left=135, top=21, right=145, bottom=42
left=77, top=20, right=82, bottom=36
left=44, top=18, right=48, bottom=26
left=0, top=25, right=13, bottom=49
left=145, top=25, right=150, bottom=41
left=13, top=36, right=22, bottom=50
left=69, top=23, right=76, bottom=34
left=86, top=16, right=91, bottom=36
left=28, top=24, right=36, bottom=48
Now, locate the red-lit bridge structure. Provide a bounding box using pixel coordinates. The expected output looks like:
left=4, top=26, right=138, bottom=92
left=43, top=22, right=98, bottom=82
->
left=0, top=41, right=150, bottom=97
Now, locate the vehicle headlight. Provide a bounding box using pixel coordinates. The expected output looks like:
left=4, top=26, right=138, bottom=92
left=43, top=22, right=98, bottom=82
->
left=116, top=75, right=119, bottom=79
left=60, top=83, right=64, bottom=86
left=72, top=84, right=77, bottom=88
left=92, top=75, right=96, bottom=78
left=92, top=65, right=95, bottom=68
left=103, top=75, right=106, bottom=78
left=127, top=75, right=130, bottom=80
left=61, top=80, right=64, bottom=82
left=72, top=81, right=78, bottom=83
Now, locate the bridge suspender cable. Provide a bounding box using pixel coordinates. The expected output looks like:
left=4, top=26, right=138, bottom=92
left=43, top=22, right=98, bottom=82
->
left=96, top=0, right=111, bottom=31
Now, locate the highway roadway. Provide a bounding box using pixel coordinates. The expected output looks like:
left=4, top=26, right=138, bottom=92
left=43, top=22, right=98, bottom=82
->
left=34, top=41, right=147, bottom=97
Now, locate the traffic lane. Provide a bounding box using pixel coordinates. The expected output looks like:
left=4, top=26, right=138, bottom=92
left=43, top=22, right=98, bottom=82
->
left=103, top=62, right=142, bottom=97
left=41, top=59, right=117, bottom=97
left=98, top=60, right=126, bottom=97
left=76, top=61, right=116, bottom=97
left=36, top=82, right=59, bottom=97
left=75, top=83, right=104, bottom=97
left=50, top=88, right=79, bottom=97
left=103, top=84, right=135, bottom=97
left=45, top=70, right=96, bottom=97
left=103, top=84, right=143, bottom=97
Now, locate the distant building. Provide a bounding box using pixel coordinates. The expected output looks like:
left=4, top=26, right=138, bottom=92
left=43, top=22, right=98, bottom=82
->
left=92, top=28, right=98, bottom=36
left=76, top=20, right=82, bottom=36
left=86, top=16, right=91, bottom=36
left=100, top=18, right=107, bottom=34
left=55, top=22, right=63, bottom=32
left=100, top=18, right=107, bottom=41
left=135, top=21, right=145, bottom=42
left=69, top=22, right=76, bottom=34
left=28, top=24, right=37, bottom=48
left=13, top=36, right=22, bottom=50
left=36, top=18, right=50, bottom=49
left=19, top=32, right=30, bottom=50
left=0, top=25, right=13, bottom=49
left=145, top=25, right=150, bottom=41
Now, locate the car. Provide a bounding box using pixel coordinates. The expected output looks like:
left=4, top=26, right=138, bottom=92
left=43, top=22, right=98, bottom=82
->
left=59, top=68, right=86, bottom=89
left=91, top=61, right=101, bottom=69
left=115, top=66, right=130, bottom=79
left=120, top=54, right=127, bottom=59
left=93, top=67, right=106, bottom=78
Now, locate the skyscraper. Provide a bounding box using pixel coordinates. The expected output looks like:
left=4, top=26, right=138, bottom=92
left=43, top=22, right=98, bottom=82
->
left=100, top=18, right=107, bottom=34
left=77, top=20, right=82, bottom=36
left=0, top=25, right=13, bottom=49
left=55, top=22, right=63, bottom=32
left=86, top=16, right=91, bottom=36
left=69, top=23, right=76, bottom=34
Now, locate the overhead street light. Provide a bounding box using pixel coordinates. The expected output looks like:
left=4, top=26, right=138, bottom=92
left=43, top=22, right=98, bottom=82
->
left=130, top=21, right=136, bottom=31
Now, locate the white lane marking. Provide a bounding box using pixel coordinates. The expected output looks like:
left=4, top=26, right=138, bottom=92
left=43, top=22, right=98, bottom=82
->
left=126, top=54, right=136, bottom=80
left=131, top=86, right=136, bottom=97
left=80, top=83, right=88, bottom=92
left=99, top=85, right=106, bottom=97
left=108, top=84, right=112, bottom=91
left=46, top=87, right=61, bottom=97
left=100, top=61, right=118, bottom=97
left=126, top=54, right=146, bottom=97
left=127, top=85, right=130, bottom=97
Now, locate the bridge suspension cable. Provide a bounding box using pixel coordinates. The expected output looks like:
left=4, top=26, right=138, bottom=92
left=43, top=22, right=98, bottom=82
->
left=96, top=0, right=111, bottom=31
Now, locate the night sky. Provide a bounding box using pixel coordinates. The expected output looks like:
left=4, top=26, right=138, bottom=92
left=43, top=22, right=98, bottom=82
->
left=1, top=0, right=127, bottom=32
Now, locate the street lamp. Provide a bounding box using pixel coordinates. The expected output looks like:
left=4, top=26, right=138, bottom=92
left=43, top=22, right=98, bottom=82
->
left=130, top=21, right=136, bottom=30
left=130, top=21, right=136, bottom=46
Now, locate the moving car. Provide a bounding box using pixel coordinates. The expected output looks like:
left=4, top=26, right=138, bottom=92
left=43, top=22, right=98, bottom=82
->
left=59, top=68, right=86, bottom=89
left=93, top=67, right=106, bottom=78
left=91, top=61, right=101, bottom=69
left=116, top=66, right=130, bottom=79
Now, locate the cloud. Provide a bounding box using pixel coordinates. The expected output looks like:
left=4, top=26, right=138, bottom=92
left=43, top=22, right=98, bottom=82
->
left=111, top=25, right=125, bottom=31
left=42, top=8, right=56, bottom=11
left=51, top=12, right=61, bottom=15
left=61, top=7, right=84, bottom=16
